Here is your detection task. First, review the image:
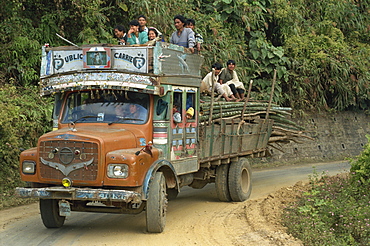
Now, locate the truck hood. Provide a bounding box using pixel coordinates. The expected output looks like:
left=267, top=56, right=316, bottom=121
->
left=41, top=125, right=147, bottom=150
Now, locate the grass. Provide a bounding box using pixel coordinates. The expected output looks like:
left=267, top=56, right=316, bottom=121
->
left=282, top=169, right=370, bottom=245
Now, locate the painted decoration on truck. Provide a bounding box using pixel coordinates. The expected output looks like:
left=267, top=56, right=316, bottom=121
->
left=40, top=72, right=155, bottom=95
left=47, top=50, right=84, bottom=74
left=43, top=47, right=149, bottom=76
left=83, top=47, right=111, bottom=69
left=112, top=47, right=148, bottom=73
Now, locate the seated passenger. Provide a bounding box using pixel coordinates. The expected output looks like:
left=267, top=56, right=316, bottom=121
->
left=127, top=104, right=147, bottom=122
left=115, top=104, right=127, bottom=118
left=114, top=103, right=147, bottom=123
left=201, top=63, right=239, bottom=102
left=186, top=107, right=194, bottom=119
left=173, top=103, right=182, bottom=123
left=113, top=25, right=127, bottom=45
left=219, top=60, right=246, bottom=100
left=127, top=20, right=149, bottom=45
left=170, top=15, right=195, bottom=53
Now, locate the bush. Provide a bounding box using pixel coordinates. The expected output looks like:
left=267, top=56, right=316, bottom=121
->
left=282, top=139, right=370, bottom=245
left=0, top=81, right=52, bottom=208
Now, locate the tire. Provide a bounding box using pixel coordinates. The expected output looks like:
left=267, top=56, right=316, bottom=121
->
left=146, top=172, right=167, bottom=233
left=39, top=199, right=66, bottom=228
left=215, top=164, right=231, bottom=202
left=228, top=158, right=252, bottom=202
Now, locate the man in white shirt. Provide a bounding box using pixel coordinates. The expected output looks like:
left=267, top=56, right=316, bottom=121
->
left=201, top=63, right=239, bottom=102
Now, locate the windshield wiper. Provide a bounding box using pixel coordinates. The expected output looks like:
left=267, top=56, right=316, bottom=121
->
left=108, top=116, right=144, bottom=125
left=73, top=115, right=101, bottom=124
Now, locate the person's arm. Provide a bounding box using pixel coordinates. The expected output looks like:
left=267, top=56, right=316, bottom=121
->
left=196, top=33, right=203, bottom=52
left=126, top=35, right=135, bottom=45
left=187, top=29, right=195, bottom=53
left=126, top=28, right=135, bottom=45
left=169, top=32, right=174, bottom=44
left=219, top=69, right=225, bottom=84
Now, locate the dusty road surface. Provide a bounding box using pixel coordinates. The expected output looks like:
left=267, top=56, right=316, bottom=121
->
left=0, top=161, right=350, bottom=246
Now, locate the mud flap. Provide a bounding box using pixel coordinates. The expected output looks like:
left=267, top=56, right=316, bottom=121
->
left=59, top=200, right=71, bottom=216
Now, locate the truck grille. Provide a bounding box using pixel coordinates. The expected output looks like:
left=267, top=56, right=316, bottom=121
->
left=39, top=140, right=99, bottom=181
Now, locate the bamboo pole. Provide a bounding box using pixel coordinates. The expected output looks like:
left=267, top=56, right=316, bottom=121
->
left=208, top=69, right=215, bottom=125
left=266, top=69, right=277, bottom=121
left=242, top=79, right=253, bottom=121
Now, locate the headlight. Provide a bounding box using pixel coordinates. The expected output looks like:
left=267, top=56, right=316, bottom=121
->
left=22, top=161, right=36, bottom=174
left=107, top=164, right=129, bottom=179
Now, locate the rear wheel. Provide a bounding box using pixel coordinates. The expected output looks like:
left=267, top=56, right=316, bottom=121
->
left=215, top=164, right=231, bottom=202
left=228, top=158, right=252, bottom=202
left=146, top=172, right=167, bottom=233
left=40, top=199, right=66, bottom=228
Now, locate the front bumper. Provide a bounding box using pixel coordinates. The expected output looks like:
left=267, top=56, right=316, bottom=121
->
left=15, top=187, right=142, bottom=203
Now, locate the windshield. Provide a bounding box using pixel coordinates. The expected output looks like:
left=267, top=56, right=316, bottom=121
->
left=61, top=90, right=149, bottom=124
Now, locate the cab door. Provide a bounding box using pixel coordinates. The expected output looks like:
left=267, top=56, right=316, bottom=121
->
left=170, top=87, right=198, bottom=174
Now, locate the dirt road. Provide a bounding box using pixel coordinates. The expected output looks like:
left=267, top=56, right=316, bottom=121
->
left=0, top=161, right=350, bottom=246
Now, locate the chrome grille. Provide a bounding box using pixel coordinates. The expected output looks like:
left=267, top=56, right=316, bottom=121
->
left=39, top=140, right=99, bottom=181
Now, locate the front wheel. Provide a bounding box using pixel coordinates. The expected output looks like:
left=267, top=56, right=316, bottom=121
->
left=146, top=172, right=167, bottom=233
left=228, top=158, right=252, bottom=202
left=40, top=199, right=66, bottom=228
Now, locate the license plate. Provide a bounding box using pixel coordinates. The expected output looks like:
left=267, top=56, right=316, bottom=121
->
left=59, top=200, right=71, bottom=216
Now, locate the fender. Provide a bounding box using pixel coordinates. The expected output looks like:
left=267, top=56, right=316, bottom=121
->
left=142, top=159, right=179, bottom=200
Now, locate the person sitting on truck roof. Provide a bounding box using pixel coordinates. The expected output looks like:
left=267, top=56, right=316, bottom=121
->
left=219, top=60, right=246, bottom=100
left=201, top=63, right=240, bottom=102
left=185, top=18, right=203, bottom=54
left=138, top=15, right=148, bottom=33
left=113, top=25, right=127, bottom=45
left=127, top=20, right=149, bottom=45
left=146, top=27, right=162, bottom=46
left=170, top=15, right=195, bottom=53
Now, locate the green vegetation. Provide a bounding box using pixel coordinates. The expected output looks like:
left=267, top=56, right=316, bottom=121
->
left=282, top=136, right=370, bottom=245
left=0, top=0, right=369, bottom=210
left=0, top=83, right=52, bottom=208
left=1, top=0, right=369, bottom=109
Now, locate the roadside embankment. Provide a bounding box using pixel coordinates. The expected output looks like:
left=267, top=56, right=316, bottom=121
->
left=253, top=111, right=370, bottom=167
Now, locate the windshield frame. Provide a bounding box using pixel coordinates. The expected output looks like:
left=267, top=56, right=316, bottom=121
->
left=61, top=90, right=150, bottom=125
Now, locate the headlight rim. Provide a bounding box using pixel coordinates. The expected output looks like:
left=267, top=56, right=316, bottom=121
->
left=107, top=164, right=129, bottom=179
left=22, top=160, right=36, bottom=175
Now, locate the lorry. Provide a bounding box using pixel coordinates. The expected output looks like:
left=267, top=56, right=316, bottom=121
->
left=16, top=42, right=276, bottom=233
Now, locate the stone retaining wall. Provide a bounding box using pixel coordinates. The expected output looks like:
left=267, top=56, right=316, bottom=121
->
left=263, top=111, right=370, bottom=164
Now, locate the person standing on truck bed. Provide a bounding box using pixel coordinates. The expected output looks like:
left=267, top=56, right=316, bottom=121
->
left=219, top=60, right=246, bottom=100
left=200, top=63, right=240, bottom=102
left=127, top=20, right=148, bottom=45
left=170, top=15, right=195, bottom=53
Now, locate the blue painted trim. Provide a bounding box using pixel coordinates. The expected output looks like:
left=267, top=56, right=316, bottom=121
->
left=142, top=159, right=179, bottom=199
